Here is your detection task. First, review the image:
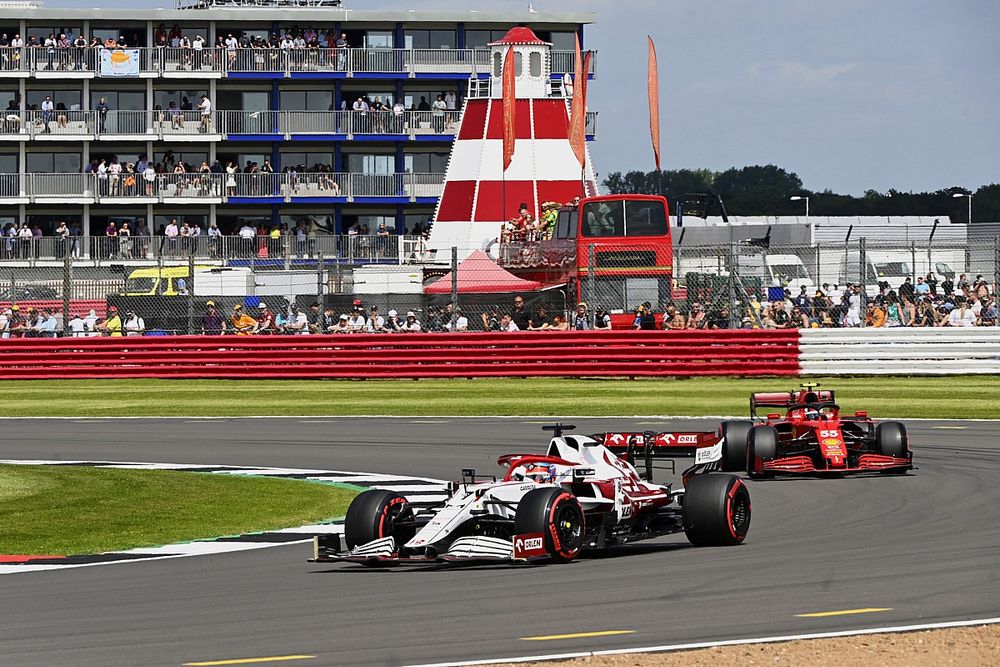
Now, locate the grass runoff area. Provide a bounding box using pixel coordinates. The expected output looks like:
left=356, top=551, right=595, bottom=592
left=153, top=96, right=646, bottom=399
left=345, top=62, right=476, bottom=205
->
left=0, top=465, right=356, bottom=555
left=0, top=376, right=997, bottom=419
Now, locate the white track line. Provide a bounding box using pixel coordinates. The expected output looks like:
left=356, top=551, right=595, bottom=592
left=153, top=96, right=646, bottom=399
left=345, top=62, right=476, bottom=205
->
left=401, top=617, right=1000, bottom=667
left=0, top=415, right=996, bottom=422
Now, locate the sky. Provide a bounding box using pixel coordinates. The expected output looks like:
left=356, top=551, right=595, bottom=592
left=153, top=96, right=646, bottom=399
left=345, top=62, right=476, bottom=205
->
left=49, top=0, right=1000, bottom=195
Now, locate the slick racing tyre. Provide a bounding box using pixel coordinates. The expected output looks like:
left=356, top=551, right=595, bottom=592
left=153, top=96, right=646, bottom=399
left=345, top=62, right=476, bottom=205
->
left=875, top=421, right=908, bottom=458
left=344, top=489, right=411, bottom=549
left=719, top=420, right=753, bottom=472
left=683, top=474, right=751, bottom=547
left=748, top=425, right=779, bottom=478
left=514, top=487, right=585, bottom=562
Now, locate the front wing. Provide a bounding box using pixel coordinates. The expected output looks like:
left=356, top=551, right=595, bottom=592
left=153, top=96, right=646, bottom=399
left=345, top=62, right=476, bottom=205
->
left=309, top=533, right=541, bottom=566
left=757, top=453, right=912, bottom=475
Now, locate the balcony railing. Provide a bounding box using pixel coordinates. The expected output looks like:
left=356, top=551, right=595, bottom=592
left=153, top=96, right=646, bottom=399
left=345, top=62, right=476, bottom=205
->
left=0, top=46, right=595, bottom=78
left=1, top=234, right=429, bottom=265
left=0, top=172, right=444, bottom=203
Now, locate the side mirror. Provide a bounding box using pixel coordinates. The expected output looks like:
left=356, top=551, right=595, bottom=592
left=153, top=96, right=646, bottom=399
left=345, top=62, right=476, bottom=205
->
left=461, top=468, right=475, bottom=479
left=854, top=411, right=868, bottom=417
left=572, top=468, right=595, bottom=481
left=767, top=413, right=781, bottom=420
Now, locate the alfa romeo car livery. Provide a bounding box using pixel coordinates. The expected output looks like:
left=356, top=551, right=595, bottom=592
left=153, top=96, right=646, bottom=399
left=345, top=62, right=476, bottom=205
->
left=716, top=384, right=913, bottom=477
left=310, top=424, right=751, bottom=566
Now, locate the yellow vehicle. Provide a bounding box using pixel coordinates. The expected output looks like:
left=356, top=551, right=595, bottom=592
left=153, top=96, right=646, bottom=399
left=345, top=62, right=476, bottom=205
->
left=123, top=266, right=213, bottom=296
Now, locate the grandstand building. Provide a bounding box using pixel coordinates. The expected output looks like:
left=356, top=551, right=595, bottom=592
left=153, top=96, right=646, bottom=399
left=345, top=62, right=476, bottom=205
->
left=0, top=1, right=594, bottom=260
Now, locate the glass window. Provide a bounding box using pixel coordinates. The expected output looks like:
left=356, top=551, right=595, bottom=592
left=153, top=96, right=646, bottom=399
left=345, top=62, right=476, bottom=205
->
left=153, top=89, right=208, bottom=111
left=280, top=152, right=333, bottom=170
left=348, top=153, right=394, bottom=174
left=366, top=31, right=393, bottom=49
left=429, top=30, right=456, bottom=49
left=529, top=51, right=542, bottom=77
left=26, top=26, right=83, bottom=42
left=90, top=91, right=145, bottom=111
left=465, top=29, right=510, bottom=49
left=26, top=89, right=82, bottom=111
left=624, top=199, right=668, bottom=236
left=493, top=52, right=502, bottom=77
left=515, top=51, right=522, bottom=76
left=26, top=152, right=82, bottom=172
left=546, top=31, right=577, bottom=51
left=152, top=151, right=207, bottom=170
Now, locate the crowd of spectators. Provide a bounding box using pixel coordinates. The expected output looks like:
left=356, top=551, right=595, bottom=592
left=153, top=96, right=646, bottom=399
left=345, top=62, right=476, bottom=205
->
left=0, top=305, right=144, bottom=337
left=679, top=275, right=997, bottom=330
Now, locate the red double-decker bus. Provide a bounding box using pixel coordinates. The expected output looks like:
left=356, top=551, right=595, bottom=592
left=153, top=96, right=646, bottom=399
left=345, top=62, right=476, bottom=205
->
left=497, top=194, right=673, bottom=324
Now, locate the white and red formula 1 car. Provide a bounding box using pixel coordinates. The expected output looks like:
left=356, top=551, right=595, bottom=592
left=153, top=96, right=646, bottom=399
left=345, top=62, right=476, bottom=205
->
left=310, top=424, right=750, bottom=567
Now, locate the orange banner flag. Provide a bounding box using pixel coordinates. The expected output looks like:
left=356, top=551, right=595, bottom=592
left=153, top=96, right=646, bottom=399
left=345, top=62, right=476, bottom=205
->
left=647, top=36, right=661, bottom=172
left=568, top=34, right=586, bottom=170
left=502, top=46, right=517, bottom=172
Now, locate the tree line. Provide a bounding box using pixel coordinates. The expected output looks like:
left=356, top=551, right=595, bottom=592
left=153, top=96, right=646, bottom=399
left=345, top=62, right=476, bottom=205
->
left=602, top=165, right=1000, bottom=223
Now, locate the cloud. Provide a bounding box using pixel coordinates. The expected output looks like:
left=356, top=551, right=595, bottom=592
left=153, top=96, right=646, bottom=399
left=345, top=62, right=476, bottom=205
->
left=748, top=60, right=860, bottom=84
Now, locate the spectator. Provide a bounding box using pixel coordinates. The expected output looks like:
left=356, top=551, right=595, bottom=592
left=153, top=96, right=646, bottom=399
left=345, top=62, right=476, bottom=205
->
left=914, top=276, right=930, bottom=297
left=446, top=306, right=468, bottom=332
left=511, top=295, right=530, bottom=330
left=346, top=306, right=366, bottom=332
left=331, top=313, right=351, bottom=333
left=201, top=301, right=226, bottom=335
left=528, top=306, right=551, bottom=331
left=256, top=303, right=275, bottom=334
left=96, top=96, right=109, bottom=133
left=400, top=311, right=421, bottom=332
left=947, top=297, right=977, bottom=327
left=366, top=305, right=388, bottom=333
left=230, top=304, right=258, bottom=335
left=198, top=94, right=212, bottom=133
left=68, top=311, right=87, bottom=337
left=123, top=309, right=145, bottom=336
left=98, top=306, right=123, bottom=336
left=306, top=302, right=322, bottom=333
left=549, top=315, right=569, bottom=331
left=570, top=302, right=590, bottom=330
left=481, top=305, right=501, bottom=331
left=286, top=304, right=308, bottom=334
left=33, top=309, right=59, bottom=337
left=386, top=308, right=403, bottom=332
left=707, top=306, right=730, bottom=329
left=593, top=306, right=611, bottom=330
left=662, top=305, right=685, bottom=330
left=686, top=302, right=707, bottom=329
left=499, top=313, right=519, bottom=332
left=865, top=302, right=886, bottom=327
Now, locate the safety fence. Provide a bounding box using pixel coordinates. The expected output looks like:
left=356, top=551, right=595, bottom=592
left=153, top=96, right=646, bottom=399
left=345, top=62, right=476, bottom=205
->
left=0, top=46, right=596, bottom=78
left=0, top=330, right=800, bottom=380
left=799, top=327, right=1000, bottom=375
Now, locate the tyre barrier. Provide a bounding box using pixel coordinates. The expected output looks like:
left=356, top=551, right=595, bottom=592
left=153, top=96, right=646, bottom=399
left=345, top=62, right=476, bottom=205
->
left=799, top=327, right=1000, bottom=375
left=0, top=330, right=800, bottom=379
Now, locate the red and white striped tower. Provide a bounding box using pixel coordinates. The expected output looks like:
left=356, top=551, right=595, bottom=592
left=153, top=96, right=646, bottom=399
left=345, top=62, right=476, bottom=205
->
left=429, top=26, right=598, bottom=255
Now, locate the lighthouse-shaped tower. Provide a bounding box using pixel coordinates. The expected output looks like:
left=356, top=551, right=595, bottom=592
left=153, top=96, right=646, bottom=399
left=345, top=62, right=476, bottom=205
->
left=428, top=26, right=599, bottom=255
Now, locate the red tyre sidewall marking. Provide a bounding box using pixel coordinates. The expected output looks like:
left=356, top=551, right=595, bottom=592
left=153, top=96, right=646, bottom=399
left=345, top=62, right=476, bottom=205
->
left=547, top=492, right=582, bottom=559
left=378, top=497, right=408, bottom=538
left=725, top=479, right=748, bottom=541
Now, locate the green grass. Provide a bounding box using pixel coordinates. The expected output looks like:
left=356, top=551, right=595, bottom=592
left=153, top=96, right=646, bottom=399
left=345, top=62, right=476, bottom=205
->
left=0, top=464, right=356, bottom=555
left=0, top=377, right=997, bottom=419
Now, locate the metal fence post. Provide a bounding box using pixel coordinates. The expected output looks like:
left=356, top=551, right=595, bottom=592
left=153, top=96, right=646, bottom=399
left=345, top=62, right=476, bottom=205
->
left=858, top=237, right=867, bottom=328
left=994, top=236, right=999, bottom=327
left=62, top=251, right=72, bottom=336
left=187, top=249, right=195, bottom=335
left=450, top=246, right=458, bottom=332
left=587, top=243, right=595, bottom=326
left=910, top=241, right=917, bottom=283
left=727, top=241, right=739, bottom=329
left=317, top=252, right=325, bottom=304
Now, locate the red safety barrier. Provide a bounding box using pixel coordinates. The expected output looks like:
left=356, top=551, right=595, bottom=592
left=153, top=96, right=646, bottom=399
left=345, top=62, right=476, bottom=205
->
left=0, top=330, right=800, bottom=379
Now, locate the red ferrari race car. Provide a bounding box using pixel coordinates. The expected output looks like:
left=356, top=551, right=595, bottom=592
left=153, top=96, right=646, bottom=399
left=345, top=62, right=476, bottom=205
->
left=715, top=384, right=913, bottom=477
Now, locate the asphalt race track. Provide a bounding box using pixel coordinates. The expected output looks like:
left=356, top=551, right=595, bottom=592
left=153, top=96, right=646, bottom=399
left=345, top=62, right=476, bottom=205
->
left=2, top=417, right=999, bottom=666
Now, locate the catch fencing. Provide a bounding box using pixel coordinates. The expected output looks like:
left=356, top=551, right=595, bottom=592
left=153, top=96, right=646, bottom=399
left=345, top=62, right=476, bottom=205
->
left=0, top=330, right=799, bottom=379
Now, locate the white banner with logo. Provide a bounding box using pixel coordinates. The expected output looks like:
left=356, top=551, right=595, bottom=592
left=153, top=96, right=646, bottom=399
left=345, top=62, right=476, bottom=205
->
left=99, top=49, right=140, bottom=77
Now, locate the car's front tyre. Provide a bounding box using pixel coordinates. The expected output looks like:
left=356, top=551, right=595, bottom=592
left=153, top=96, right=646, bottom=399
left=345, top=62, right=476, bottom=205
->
left=344, top=489, right=411, bottom=549
left=514, top=487, right=585, bottom=562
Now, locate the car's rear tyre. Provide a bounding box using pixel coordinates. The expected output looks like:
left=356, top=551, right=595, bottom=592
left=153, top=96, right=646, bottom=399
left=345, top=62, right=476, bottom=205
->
left=344, top=489, right=410, bottom=549
left=875, top=421, right=908, bottom=457
left=748, top=425, right=779, bottom=478
left=514, top=487, right=585, bottom=562
left=719, top=421, right=753, bottom=472
left=683, top=474, right=751, bottom=546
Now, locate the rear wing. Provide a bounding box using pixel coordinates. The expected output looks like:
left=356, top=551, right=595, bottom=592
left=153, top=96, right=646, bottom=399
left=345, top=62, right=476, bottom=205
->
left=593, top=431, right=722, bottom=482
left=750, top=389, right=836, bottom=418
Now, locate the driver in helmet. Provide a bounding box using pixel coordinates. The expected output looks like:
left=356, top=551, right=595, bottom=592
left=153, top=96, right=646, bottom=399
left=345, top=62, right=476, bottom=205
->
left=523, top=463, right=559, bottom=484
